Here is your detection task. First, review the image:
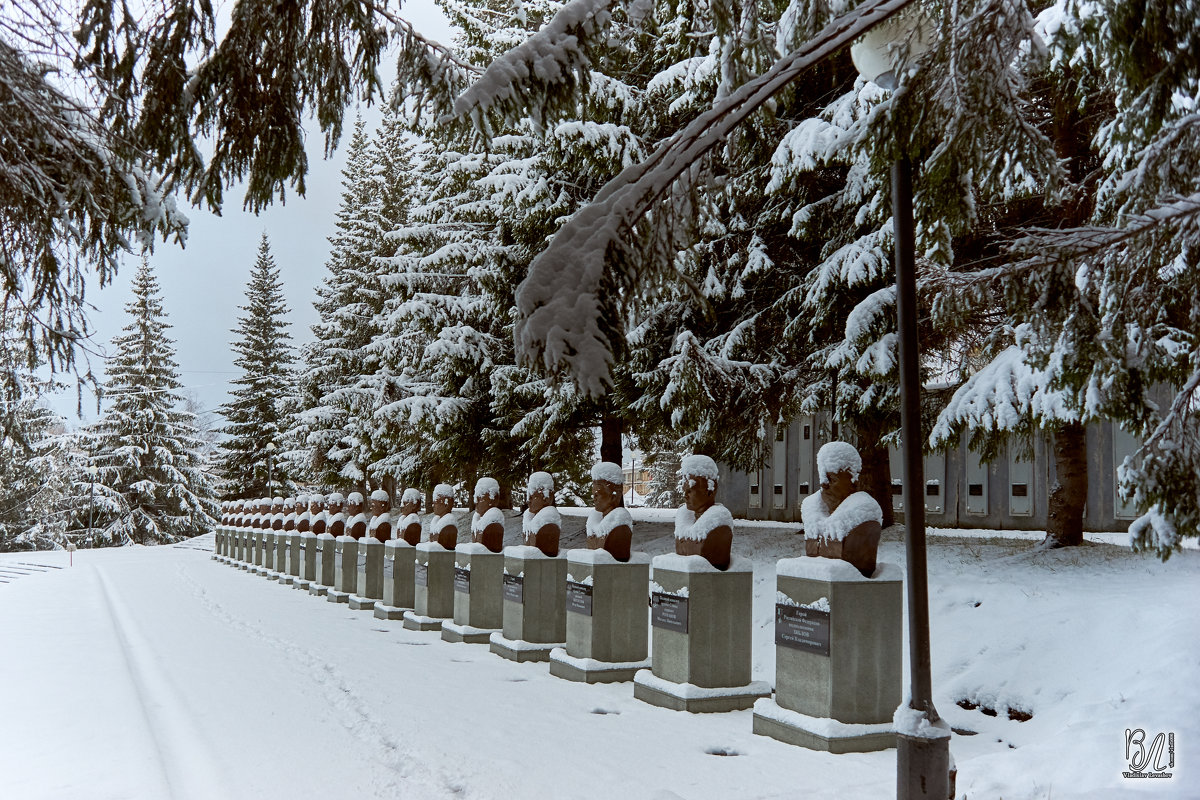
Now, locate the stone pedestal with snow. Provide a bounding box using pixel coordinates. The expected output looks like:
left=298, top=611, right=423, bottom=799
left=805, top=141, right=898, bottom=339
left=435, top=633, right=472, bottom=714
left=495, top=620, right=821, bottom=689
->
left=634, top=456, right=768, bottom=712
left=443, top=479, right=506, bottom=644
left=443, top=544, right=504, bottom=643
left=491, top=546, right=567, bottom=662
left=549, top=549, right=650, bottom=683
left=295, top=531, right=317, bottom=591
left=550, top=462, right=648, bottom=682
left=309, top=533, right=335, bottom=597
left=350, top=536, right=383, bottom=611
left=634, top=554, right=768, bottom=712
left=375, top=539, right=416, bottom=620
left=404, top=543, right=457, bottom=631
left=753, top=440, right=898, bottom=752
left=752, top=557, right=902, bottom=752
left=328, top=535, right=357, bottom=603
left=491, top=472, right=566, bottom=661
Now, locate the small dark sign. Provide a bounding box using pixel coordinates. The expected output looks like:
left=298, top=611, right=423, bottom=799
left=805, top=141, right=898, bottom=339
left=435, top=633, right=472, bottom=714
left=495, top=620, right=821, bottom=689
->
left=415, top=563, right=428, bottom=586
left=775, top=604, right=831, bottom=656
left=566, top=581, right=593, bottom=616
left=503, top=573, right=524, bottom=604
left=651, top=592, right=689, bottom=633
left=454, top=566, right=471, bottom=594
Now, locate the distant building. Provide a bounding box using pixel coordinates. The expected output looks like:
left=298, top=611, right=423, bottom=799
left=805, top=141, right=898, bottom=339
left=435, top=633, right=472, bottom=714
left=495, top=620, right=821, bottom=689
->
left=718, top=413, right=1141, bottom=532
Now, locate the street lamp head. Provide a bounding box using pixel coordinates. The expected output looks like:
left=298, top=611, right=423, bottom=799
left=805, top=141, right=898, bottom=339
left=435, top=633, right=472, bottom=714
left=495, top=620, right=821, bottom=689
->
left=87, top=466, right=99, bottom=478
left=850, top=10, right=933, bottom=88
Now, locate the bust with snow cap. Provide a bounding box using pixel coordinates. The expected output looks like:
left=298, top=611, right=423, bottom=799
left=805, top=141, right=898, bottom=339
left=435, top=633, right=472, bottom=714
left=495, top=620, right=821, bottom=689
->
left=471, top=478, right=505, bottom=553
left=674, top=455, right=734, bottom=571
left=587, top=461, right=633, bottom=562
left=345, top=492, right=368, bottom=539
left=428, top=484, right=459, bottom=550
left=295, top=495, right=312, bottom=533
left=367, top=489, right=393, bottom=542
left=325, top=493, right=346, bottom=537
left=271, top=497, right=286, bottom=530
left=523, top=472, right=562, bottom=557
left=801, top=441, right=884, bottom=578
left=397, top=489, right=423, bottom=546
left=308, top=494, right=328, bottom=535
left=283, top=497, right=298, bottom=531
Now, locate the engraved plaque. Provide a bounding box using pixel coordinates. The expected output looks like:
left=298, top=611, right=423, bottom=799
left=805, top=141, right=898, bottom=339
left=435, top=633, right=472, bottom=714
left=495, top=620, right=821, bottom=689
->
left=503, top=573, right=523, bottom=604
left=775, top=604, right=831, bottom=656
left=415, top=563, right=428, bottom=586
left=651, top=592, right=689, bottom=633
left=566, top=581, right=593, bottom=616
left=454, top=566, right=471, bottom=594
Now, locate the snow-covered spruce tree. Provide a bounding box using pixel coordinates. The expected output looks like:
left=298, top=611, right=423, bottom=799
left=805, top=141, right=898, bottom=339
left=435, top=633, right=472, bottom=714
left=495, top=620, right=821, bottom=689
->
left=972, top=0, right=1200, bottom=556
left=82, top=260, right=217, bottom=545
left=375, top=0, right=613, bottom=494
left=217, top=234, right=296, bottom=496
left=0, top=307, right=80, bottom=550
left=289, top=116, right=374, bottom=486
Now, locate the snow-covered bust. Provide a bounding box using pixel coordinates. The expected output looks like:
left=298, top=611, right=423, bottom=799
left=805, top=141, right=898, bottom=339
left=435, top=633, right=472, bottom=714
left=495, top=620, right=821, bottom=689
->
left=397, top=488, right=423, bottom=546
left=295, top=494, right=312, bottom=533
left=674, top=455, right=734, bottom=570
left=586, top=461, right=633, bottom=562
left=345, top=492, right=367, bottom=539
left=427, top=483, right=459, bottom=550
left=367, top=489, right=393, bottom=542
left=271, top=497, right=285, bottom=530
left=522, top=472, right=562, bottom=557
left=325, top=493, right=346, bottom=537
left=283, top=496, right=298, bottom=531
left=308, top=494, right=328, bottom=535
left=801, top=441, right=884, bottom=578
left=471, top=478, right=505, bottom=553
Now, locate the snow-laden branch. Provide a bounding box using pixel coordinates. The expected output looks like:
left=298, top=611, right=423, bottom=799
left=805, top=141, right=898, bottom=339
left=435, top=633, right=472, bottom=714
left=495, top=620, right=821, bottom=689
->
left=512, top=0, right=917, bottom=396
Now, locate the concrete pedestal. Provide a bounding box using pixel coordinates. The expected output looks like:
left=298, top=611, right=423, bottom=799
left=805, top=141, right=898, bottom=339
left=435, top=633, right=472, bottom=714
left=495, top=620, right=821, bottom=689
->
left=308, top=534, right=335, bottom=597
left=263, top=532, right=278, bottom=578
left=238, top=531, right=250, bottom=567
left=490, top=546, right=566, bottom=662
left=350, top=538, right=383, bottom=611
left=375, top=541, right=415, bottom=621
left=752, top=558, right=903, bottom=752
left=548, top=550, right=651, bottom=683
left=443, top=545, right=503, bottom=644
left=273, top=532, right=287, bottom=582
left=252, top=531, right=266, bottom=573
left=294, top=532, right=315, bottom=590
left=633, top=555, right=768, bottom=713
left=403, top=543, right=456, bottom=631
left=328, top=536, right=357, bottom=603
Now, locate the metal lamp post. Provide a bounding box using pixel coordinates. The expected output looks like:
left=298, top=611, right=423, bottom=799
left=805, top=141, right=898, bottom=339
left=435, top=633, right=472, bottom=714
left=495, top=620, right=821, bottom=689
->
left=851, top=15, right=951, bottom=800
left=265, top=442, right=277, bottom=495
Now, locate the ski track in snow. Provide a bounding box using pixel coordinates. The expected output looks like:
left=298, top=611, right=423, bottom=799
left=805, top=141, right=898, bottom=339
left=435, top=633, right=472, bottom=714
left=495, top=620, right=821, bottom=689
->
left=174, top=550, right=460, bottom=800
left=94, top=567, right=232, bottom=800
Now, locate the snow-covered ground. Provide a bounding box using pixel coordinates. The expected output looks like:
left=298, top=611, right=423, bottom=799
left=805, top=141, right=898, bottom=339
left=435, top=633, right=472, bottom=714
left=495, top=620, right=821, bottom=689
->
left=1, top=513, right=1195, bottom=799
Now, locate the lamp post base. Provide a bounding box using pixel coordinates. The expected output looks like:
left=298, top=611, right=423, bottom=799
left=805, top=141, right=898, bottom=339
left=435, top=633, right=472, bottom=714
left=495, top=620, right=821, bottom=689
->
left=897, top=733, right=953, bottom=800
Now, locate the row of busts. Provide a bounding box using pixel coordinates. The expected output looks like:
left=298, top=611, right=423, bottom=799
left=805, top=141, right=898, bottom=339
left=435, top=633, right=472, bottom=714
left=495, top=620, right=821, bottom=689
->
left=218, top=489, right=413, bottom=542
left=216, top=455, right=736, bottom=570
left=218, top=443, right=884, bottom=577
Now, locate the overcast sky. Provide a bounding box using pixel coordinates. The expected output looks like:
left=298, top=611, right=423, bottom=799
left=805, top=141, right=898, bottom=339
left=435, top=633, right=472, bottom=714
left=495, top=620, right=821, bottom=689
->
left=47, top=1, right=455, bottom=428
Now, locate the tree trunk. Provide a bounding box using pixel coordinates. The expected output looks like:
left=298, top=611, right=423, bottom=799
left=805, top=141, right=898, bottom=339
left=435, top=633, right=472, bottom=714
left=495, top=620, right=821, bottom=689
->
left=854, top=418, right=895, bottom=529
left=600, top=414, right=622, bottom=465
left=1045, top=422, right=1087, bottom=547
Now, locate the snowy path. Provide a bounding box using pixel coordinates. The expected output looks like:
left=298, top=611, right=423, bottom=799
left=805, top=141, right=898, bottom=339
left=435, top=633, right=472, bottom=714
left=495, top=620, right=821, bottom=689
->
left=1, top=527, right=1196, bottom=799
left=0, top=537, right=886, bottom=799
